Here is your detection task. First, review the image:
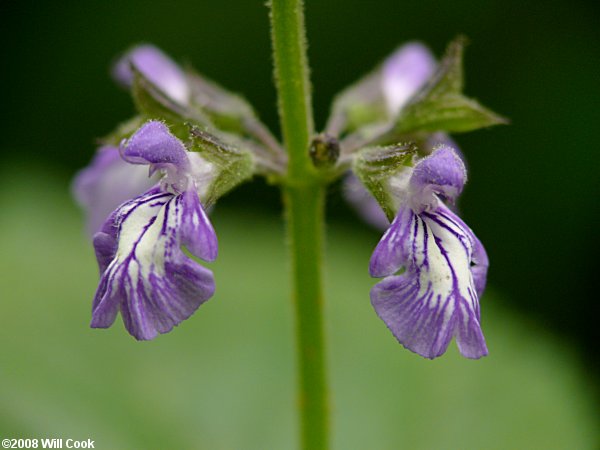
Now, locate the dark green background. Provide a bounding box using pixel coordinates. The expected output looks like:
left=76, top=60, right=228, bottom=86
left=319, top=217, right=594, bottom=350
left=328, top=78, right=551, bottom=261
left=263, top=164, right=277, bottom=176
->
left=1, top=0, right=599, bottom=447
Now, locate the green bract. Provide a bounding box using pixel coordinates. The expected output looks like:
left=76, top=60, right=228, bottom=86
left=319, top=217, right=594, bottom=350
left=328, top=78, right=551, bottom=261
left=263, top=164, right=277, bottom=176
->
left=393, top=38, right=507, bottom=135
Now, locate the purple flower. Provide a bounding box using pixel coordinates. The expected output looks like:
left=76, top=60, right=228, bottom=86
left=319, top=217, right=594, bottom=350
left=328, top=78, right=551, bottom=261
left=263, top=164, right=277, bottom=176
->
left=369, top=146, right=489, bottom=359
left=381, top=43, right=436, bottom=116
left=343, top=44, right=442, bottom=230
left=113, top=45, right=190, bottom=105
left=91, top=121, right=218, bottom=340
left=73, top=146, right=158, bottom=235
left=345, top=134, right=460, bottom=231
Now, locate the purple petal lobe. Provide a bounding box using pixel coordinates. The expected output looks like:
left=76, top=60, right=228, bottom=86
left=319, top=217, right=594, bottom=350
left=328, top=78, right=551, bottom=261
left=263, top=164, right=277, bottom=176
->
left=471, top=236, right=489, bottom=297
left=179, top=187, right=218, bottom=262
left=122, top=121, right=191, bottom=192
left=382, top=43, right=436, bottom=115
left=370, top=205, right=487, bottom=359
left=410, top=146, right=466, bottom=211
left=369, top=207, right=412, bottom=277
left=93, top=208, right=119, bottom=275
left=91, top=187, right=217, bottom=340
left=72, top=146, right=157, bottom=235
left=113, top=45, right=190, bottom=105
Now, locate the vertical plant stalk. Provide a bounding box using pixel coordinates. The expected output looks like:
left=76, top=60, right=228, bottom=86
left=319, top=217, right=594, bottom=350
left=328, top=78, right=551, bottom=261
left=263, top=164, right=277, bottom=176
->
left=269, top=0, right=329, bottom=449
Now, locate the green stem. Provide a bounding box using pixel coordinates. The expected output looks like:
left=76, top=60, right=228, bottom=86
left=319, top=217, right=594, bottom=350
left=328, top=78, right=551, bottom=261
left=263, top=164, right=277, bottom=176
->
left=269, top=1, right=329, bottom=449
left=284, top=184, right=328, bottom=450
left=269, top=0, right=314, bottom=177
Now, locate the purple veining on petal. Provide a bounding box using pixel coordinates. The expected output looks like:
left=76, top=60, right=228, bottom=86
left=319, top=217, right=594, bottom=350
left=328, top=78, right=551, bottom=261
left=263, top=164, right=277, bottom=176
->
left=409, top=145, right=466, bottom=211
left=370, top=204, right=487, bottom=359
left=343, top=174, right=390, bottom=231
left=91, top=186, right=217, bottom=340
left=369, top=207, right=412, bottom=277
left=382, top=42, right=436, bottom=116
left=179, top=187, right=218, bottom=261
left=112, top=44, right=190, bottom=105
left=72, top=146, right=158, bottom=235
left=435, top=204, right=489, bottom=297
left=121, top=121, right=191, bottom=192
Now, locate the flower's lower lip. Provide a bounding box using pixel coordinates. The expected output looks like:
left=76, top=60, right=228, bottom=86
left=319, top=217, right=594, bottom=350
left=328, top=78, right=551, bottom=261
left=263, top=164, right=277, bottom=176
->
left=89, top=134, right=218, bottom=340
left=370, top=203, right=487, bottom=359
left=366, top=145, right=487, bottom=359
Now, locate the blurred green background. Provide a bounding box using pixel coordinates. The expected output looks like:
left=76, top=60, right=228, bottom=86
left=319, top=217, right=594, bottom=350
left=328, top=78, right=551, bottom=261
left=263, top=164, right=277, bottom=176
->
left=1, top=0, right=598, bottom=448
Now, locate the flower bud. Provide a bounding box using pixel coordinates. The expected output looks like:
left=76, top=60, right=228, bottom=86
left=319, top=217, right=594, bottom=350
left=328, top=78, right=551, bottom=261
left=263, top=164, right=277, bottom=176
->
left=309, top=134, right=340, bottom=168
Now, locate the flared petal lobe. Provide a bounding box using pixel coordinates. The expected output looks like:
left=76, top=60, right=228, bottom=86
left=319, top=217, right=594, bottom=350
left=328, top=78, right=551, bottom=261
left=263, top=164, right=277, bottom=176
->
left=369, top=207, right=412, bottom=277
left=369, top=147, right=487, bottom=359
left=113, top=45, right=190, bottom=105
left=370, top=205, right=487, bottom=359
left=72, top=146, right=157, bottom=235
left=91, top=186, right=217, bottom=340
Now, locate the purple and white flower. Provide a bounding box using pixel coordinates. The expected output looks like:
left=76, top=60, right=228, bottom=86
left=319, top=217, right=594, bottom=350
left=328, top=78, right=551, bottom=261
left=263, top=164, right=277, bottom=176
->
left=369, top=146, right=488, bottom=359
left=344, top=44, right=457, bottom=230
left=345, top=134, right=462, bottom=231
left=91, top=121, right=217, bottom=340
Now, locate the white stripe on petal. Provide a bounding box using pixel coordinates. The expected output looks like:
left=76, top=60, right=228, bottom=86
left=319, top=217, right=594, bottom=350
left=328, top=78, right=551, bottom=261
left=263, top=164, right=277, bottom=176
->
left=370, top=205, right=487, bottom=359
left=91, top=187, right=216, bottom=340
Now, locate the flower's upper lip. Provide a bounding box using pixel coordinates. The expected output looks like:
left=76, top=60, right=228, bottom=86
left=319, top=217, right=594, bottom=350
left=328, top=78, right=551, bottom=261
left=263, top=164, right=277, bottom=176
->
left=408, top=145, right=466, bottom=212
left=121, top=121, right=192, bottom=194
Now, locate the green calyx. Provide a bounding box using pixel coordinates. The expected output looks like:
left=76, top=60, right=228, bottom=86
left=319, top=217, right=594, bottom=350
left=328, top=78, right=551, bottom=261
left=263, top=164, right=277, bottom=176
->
left=187, top=125, right=255, bottom=205
left=353, top=143, right=417, bottom=220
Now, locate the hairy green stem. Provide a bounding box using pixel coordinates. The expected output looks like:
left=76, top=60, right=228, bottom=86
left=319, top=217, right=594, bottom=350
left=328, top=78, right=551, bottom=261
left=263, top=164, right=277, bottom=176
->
left=269, top=0, right=314, bottom=177
left=284, top=184, right=328, bottom=450
left=269, top=0, right=329, bottom=449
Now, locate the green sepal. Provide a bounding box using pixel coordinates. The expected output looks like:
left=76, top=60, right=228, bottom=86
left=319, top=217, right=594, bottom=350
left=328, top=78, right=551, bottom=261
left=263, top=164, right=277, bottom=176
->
left=131, top=66, right=209, bottom=138
left=187, top=125, right=255, bottom=205
left=353, top=143, right=417, bottom=220
left=395, top=37, right=507, bottom=135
